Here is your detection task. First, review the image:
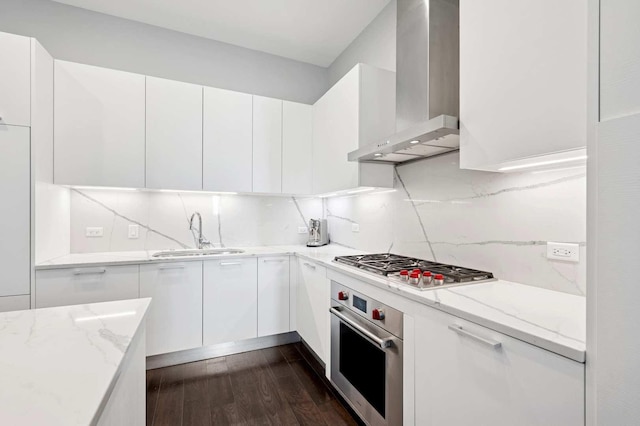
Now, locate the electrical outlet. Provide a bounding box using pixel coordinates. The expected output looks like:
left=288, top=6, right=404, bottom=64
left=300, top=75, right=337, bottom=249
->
left=298, top=227, right=308, bottom=234
left=351, top=223, right=360, bottom=233
left=86, top=227, right=103, bottom=238
left=128, top=224, right=140, bottom=239
left=546, top=242, right=579, bottom=262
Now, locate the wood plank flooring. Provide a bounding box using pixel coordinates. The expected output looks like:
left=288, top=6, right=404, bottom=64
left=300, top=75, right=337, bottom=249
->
left=146, top=343, right=362, bottom=426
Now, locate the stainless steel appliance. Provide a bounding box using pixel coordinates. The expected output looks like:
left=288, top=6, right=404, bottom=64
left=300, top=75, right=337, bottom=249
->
left=306, top=218, right=329, bottom=247
left=334, top=253, right=494, bottom=290
left=330, top=282, right=403, bottom=426
left=348, top=0, right=461, bottom=164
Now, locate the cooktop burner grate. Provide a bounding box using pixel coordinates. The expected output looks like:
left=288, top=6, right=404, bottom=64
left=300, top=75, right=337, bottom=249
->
left=334, top=254, right=494, bottom=283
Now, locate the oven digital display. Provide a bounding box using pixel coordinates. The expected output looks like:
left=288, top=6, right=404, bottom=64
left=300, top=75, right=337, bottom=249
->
left=353, top=295, right=367, bottom=313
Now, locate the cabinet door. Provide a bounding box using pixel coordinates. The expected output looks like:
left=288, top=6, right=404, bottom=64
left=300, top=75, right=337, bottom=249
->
left=0, top=32, right=30, bottom=126
left=203, top=87, right=252, bottom=192
left=35, top=265, right=139, bottom=308
left=257, top=256, right=290, bottom=337
left=312, top=67, right=359, bottom=194
left=282, top=101, right=312, bottom=194
left=253, top=96, right=282, bottom=193
left=459, top=0, right=587, bottom=171
left=54, top=61, right=145, bottom=187
left=203, top=258, right=258, bottom=346
left=0, top=295, right=30, bottom=313
left=140, top=262, right=203, bottom=356
left=0, top=126, right=30, bottom=297
left=296, top=259, right=329, bottom=363
left=414, top=307, right=585, bottom=426
left=146, top=77, right=203, bottom=190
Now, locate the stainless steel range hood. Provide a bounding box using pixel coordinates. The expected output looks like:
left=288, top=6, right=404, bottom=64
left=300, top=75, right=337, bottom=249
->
left=348, top=0, right=460, bottom=164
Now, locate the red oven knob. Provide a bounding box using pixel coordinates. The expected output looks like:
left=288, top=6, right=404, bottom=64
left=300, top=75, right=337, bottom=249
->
left=338, top=291, right=349, bottom=301
left=372, top=308, right=385, bottom=320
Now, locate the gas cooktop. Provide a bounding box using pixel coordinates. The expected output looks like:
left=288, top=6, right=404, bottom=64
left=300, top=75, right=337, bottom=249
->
left=334, top=253, right=494, bottom=290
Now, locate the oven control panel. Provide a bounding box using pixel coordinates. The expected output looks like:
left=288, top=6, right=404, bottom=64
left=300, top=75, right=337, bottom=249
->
left=330, top=281, right=403, bottom=338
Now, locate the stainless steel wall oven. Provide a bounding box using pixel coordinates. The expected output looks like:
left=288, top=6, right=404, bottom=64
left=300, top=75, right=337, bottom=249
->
left=329, top=281, right=403, bottom=426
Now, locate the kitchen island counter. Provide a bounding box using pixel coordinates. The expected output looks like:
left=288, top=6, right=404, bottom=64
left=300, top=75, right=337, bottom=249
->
left=0, top=298, right=150, bottom=425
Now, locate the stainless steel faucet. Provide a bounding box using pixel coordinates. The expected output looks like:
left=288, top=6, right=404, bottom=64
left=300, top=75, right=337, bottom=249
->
left=189, top=212, right=211, bottom=249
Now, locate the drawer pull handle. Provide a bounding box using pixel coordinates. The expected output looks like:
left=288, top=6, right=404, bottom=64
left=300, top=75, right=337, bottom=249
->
left=73, top=268, right=106, bottom=275
left=448, top=325, right=502, bottom=349
left=158, top=263, right=185, bottom=270
left=220, top=262, right=242, bottom=266
left=303, top=262, right=316, bottom=270
left=262, top=259, right=286, bottom=263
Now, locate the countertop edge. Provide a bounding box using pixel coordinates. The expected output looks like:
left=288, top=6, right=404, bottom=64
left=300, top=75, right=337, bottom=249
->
left=89, top=298, right=151, bottom=426
left=35, top=247, right=586, bottom=363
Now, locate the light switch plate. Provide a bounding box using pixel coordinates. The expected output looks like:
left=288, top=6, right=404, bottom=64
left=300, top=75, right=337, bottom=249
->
left=86, top=227, right=103, bottom=237
left=351, top=223, right=360, bottom=233
left=546, top=242, right=580, bottom=262
left=128, top=224, right=140, bottom=239
left=298, top=227, right=308, bottom=234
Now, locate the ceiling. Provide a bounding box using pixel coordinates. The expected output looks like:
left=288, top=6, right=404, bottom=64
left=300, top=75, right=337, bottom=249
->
left=51, top=0, right=391, bottom=67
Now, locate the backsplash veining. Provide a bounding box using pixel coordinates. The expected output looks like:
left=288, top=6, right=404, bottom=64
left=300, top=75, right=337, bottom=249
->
left=324, top=152, right=586, bottom=295
left=70, top=189, right=322, bottom=253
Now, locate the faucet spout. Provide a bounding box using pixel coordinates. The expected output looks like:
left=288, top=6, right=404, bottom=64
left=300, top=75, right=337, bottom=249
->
left=189, top=212, right=210, bottom=249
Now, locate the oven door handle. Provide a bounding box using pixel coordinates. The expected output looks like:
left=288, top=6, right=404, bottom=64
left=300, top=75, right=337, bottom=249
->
left=330, top=307, right=393, bottom=349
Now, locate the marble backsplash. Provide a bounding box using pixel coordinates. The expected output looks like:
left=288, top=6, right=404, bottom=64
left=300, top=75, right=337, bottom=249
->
left=324, top=152, right=586, bottom=296
left=69, top=189, right=323, bottom=253
left=66, top=151, right=586, bottom=295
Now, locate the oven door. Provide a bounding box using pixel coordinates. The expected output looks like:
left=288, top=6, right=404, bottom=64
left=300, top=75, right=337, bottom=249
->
left=330, top=306, right=403, bottom=426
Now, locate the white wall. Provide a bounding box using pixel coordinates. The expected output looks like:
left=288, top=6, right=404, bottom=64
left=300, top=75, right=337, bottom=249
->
left=327, top=0, right=396, bottom=86
left=0, top=0, right=328, bottom=104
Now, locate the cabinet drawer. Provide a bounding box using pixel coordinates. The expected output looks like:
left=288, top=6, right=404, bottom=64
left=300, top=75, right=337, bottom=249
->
left=35, top=265, right=139, bottom=308
left=415, top=307, right=584, bottom=426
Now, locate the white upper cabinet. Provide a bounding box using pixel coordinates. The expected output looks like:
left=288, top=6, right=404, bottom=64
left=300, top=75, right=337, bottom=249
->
left=253, top=96, right=283, bottom=193
left=146, top=76, right=203, bottom=190
left=0, top=32, right=31, bottom=127
left=54, top=61, right=145, bottom=187
left=282, top=101, right=313, bottom=194
left=459, top=0, right=587, bottom=171
left=203, top=87, right=253, bottom=193
left=312, top=64, right=395, bottom=194
left=600, top=0, right=640, bottom=120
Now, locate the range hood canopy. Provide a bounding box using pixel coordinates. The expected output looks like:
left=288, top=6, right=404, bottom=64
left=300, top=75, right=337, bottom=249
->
left=349, top=0, right=460, bottom=164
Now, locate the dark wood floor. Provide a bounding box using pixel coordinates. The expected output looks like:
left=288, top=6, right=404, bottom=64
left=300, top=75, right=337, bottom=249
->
left=146, top=343, right=362, bottom=426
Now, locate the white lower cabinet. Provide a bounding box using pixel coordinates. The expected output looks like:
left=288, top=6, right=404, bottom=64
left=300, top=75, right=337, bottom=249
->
left=257, top=256, right=290, bottom=337
left=35, top=265, right=139, bottom=308
left=414, top=307, right=585, bottom=426
left=296, top=258, right=329, bottom=363
left=203, top=258, right=258, bottom=346
left=0, top=295, right=30, bottom=312
left=140, top=262, right=203, bottom=356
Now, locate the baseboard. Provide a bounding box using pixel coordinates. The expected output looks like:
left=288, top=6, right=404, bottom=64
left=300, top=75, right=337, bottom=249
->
left=146, top=331, right=301, bottom=370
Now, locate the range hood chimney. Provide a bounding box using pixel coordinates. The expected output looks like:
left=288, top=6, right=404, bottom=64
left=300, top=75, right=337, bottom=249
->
left=348, top=0, right=460, bottom=163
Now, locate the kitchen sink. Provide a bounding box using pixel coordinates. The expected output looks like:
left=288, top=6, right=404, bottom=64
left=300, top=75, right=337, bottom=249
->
left=151, top=248, right=245, bottom=258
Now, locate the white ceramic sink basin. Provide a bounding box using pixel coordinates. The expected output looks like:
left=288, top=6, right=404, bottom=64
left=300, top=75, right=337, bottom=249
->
left=151, top=248, right=245, bottom=258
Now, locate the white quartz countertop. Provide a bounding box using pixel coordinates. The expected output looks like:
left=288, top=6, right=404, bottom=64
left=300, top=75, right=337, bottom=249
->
left=36, top=245, right=585, bottom=362
left=34, top=244, right=366, bottom=269
left=0, top=298, right=150, bottom=426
